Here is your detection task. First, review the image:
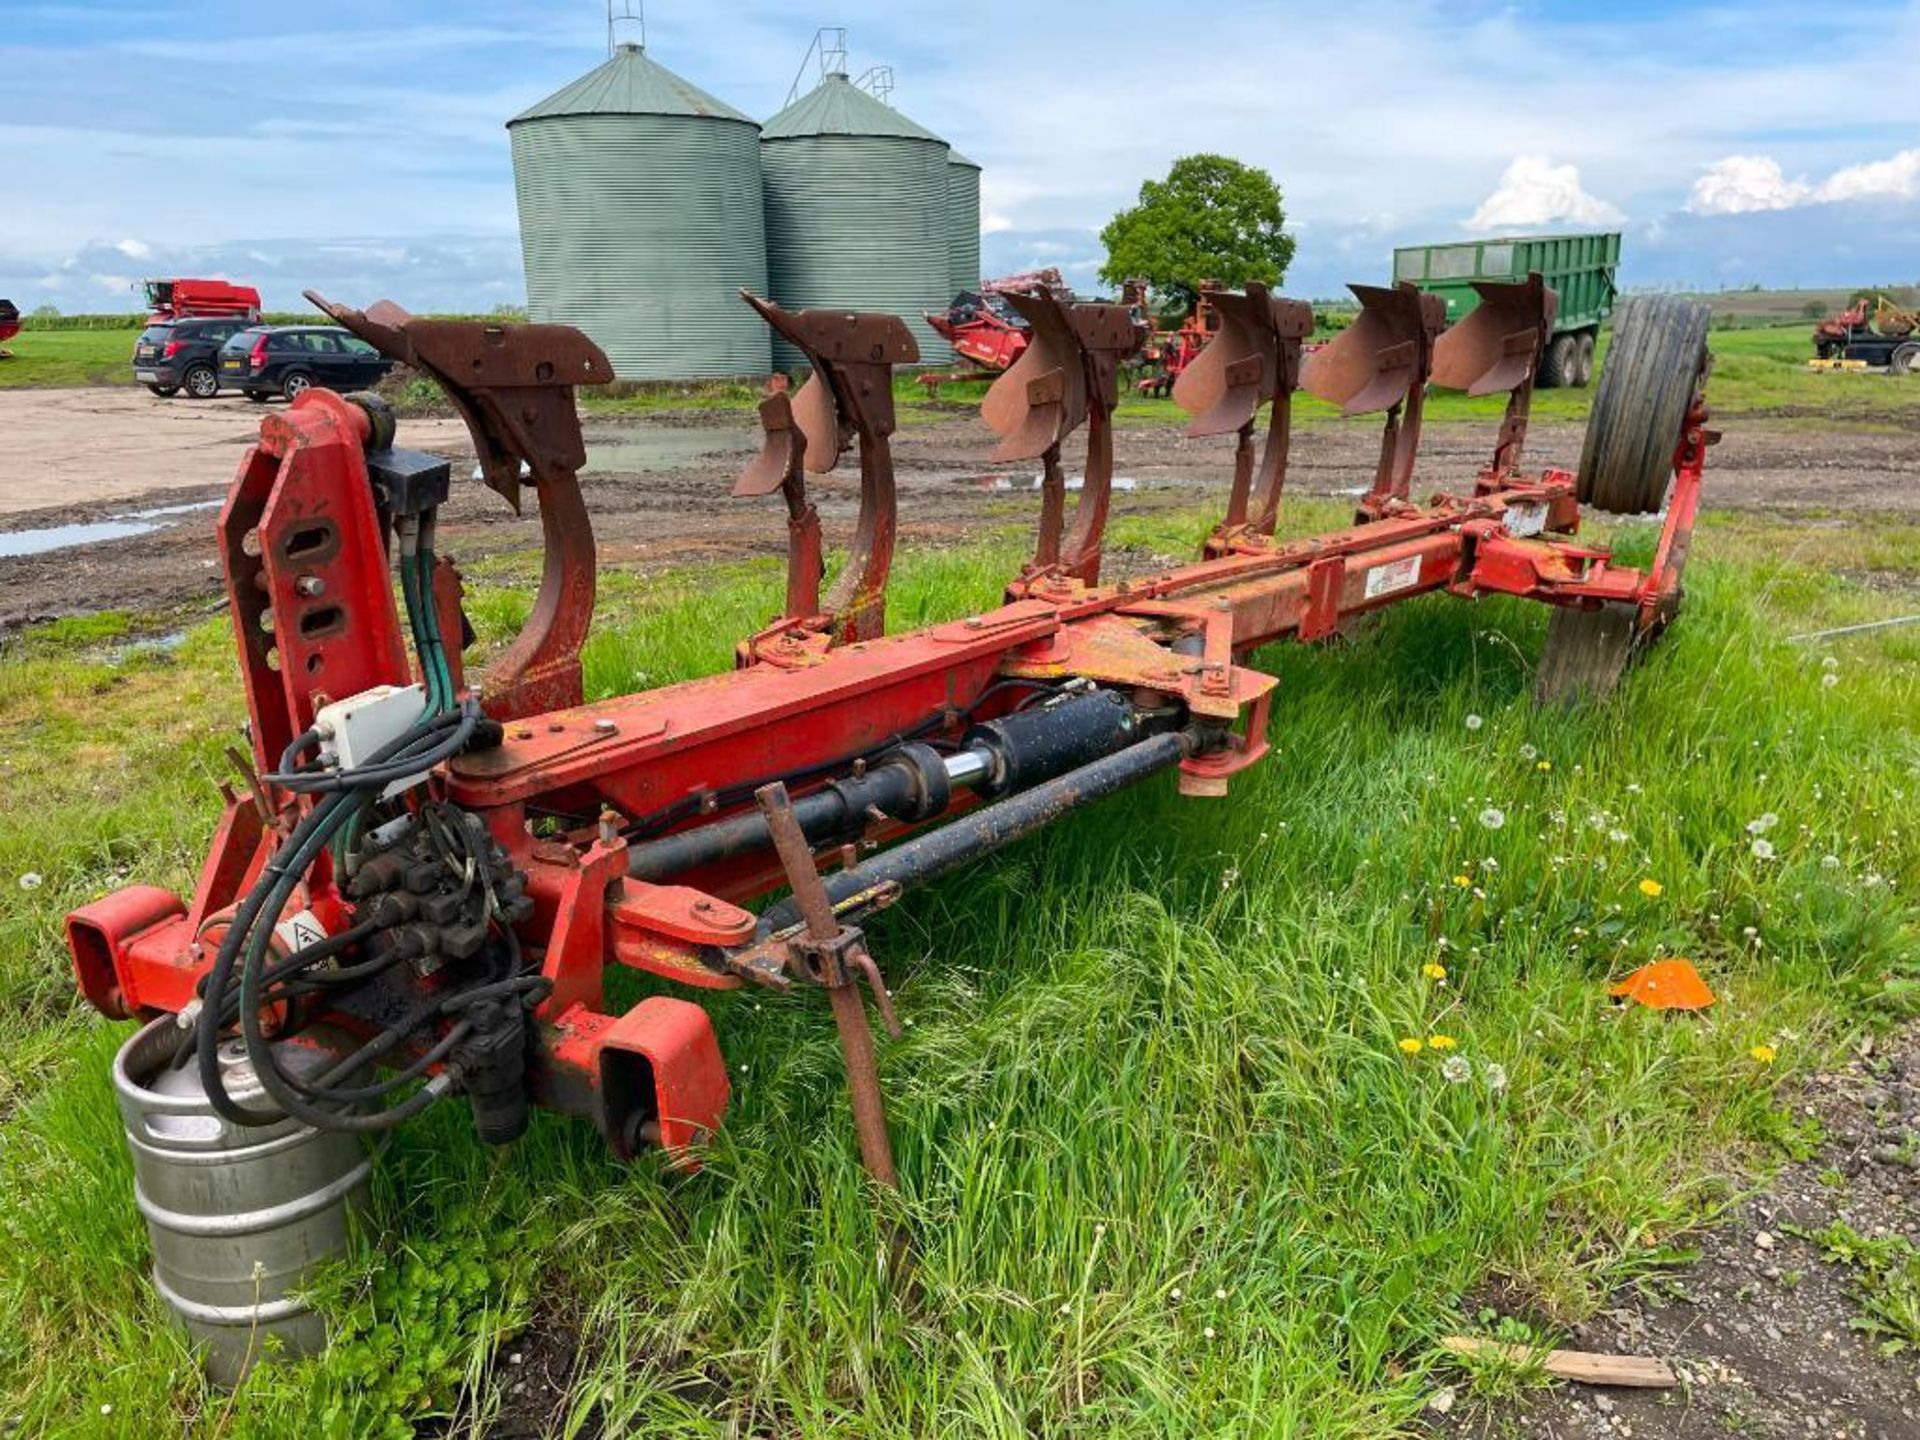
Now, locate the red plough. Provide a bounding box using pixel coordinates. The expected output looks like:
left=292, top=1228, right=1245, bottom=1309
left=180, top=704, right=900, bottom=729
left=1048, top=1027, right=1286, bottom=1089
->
left=69, top=276, right=1713, bottom=1197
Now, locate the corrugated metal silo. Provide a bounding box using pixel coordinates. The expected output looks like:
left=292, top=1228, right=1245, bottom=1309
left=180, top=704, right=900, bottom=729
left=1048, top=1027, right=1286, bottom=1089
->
left=509, top=43, right=769, bottom=379
left=761, top=73, right=953, bottom=366
left=946, top=150, right=982, bottom=298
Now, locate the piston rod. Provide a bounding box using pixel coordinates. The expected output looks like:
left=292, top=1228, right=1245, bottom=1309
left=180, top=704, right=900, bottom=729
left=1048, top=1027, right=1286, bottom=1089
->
left=626, top=689, right=1135, bottom=883
left=756, top=728, right=1193, bottom=935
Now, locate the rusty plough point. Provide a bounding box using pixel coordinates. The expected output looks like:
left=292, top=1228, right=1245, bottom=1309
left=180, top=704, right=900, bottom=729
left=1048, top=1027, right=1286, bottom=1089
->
left=1174, top=285, right=1313, bottom=540
left=306, top=289, right=612, bottom=720
left=741, top=292, right=917, bottom=642
left=1302, top=281, right=1443, bottom=516
left=984, top=290, right=1142, bottom=585
left=733, top=390, right=825, bottom=640
left=1431, top=273, right=1556, bottom=484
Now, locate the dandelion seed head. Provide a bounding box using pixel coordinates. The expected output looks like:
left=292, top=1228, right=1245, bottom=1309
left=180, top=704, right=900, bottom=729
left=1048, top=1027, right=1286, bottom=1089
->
left=1441, top=1055, right=1472, bottom=1085
left=1483, top=1063, right=1509, bottom=1092
left=1751, top=838, right=1776, bottom=861
left=1464, top=713, right=1484, bottom=731
left=1821, top=672, right=1839, bottom=689
left=1821, top=854, right=1841, bottom=870
left=17, top=873, right=43, bottom=891
left=1478, top=807, right=1506, bottom=831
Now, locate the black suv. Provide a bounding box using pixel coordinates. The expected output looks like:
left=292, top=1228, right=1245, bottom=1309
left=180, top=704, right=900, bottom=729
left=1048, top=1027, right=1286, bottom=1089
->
left=132, top=317, right=253, bottom=398
left=218, top=325, right=394, bottom=402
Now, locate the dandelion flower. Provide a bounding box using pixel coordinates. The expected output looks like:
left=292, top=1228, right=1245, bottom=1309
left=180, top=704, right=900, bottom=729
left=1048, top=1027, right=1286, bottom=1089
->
left=1478, top=807, right=1506, bottom=831
left=1171, top=1287, right=1182, bottom=1300
left=1427, top=1034, right=1459, bottom=1050
left=1749, top=1043, right=1777, bottom=1064
left=1203, top=1326, right=1217, bottom=1340
left=1423, top=962, right=1448, bottom=981
left=1452, top=874, right=1472, bottom=888
left=1398, top=1037, right=1425, bottom=1055
left=1465, top=713, right=1484, bottom=731
left=1441, top=1055, right=1472, bottom=1085
left=1483, top=1062, right=1509, bottom=1092
left=1214, top=1287, right=1228, bottom=1300
left=1638, top=878, right=1664, bottom=897
left=1536, top=759, right=1552, bottom=772
left=1751, top=838, right=1776, bottom=861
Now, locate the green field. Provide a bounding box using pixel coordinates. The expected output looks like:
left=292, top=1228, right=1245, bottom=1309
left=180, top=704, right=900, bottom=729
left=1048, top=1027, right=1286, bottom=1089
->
left=9, top=323, right=1918, bottom=438
left=2, top=487, right=1918, bottom=1435
left=0, top=327, right=144, bottom=388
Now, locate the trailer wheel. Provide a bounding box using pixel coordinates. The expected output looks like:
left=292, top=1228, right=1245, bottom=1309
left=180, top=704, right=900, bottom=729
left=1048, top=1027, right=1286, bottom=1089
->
left=1892, top=342, right=1920, bottom=376
left=1538, top=333, right=1576, bottom=389
left=1575, top=332, right=1596, bottom=386
left=1576, top=296, right=1710, bottom=515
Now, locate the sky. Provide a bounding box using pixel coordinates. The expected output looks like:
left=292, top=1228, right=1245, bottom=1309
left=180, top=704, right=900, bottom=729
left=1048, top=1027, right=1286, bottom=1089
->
left=3, top=0, right=1918, bottom=314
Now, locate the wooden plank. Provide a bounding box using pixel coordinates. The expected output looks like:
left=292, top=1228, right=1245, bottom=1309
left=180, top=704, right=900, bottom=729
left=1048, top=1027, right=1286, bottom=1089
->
left=1439, top=1336, right=1677, bottom=1388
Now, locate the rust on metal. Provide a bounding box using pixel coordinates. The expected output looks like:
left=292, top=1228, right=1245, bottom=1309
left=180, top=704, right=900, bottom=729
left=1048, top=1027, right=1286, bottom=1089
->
left=307, top=290, right=613, bottom=720
left=1301, top=282, right=1443, bottom=518
left=741, top=293, right=918, bottom=643
left=1430, top=272, right=1556, bottom=483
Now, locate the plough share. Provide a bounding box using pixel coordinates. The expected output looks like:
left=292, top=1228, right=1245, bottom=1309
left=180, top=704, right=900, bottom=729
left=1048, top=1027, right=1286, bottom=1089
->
left=68, top=278, right=1714, bottom=1194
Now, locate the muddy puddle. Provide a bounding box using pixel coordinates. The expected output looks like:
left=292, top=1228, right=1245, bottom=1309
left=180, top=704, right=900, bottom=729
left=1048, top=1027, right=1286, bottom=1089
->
left=0, top=500, right=222, bottom=559
left=583, top=427, right=755, bottom=474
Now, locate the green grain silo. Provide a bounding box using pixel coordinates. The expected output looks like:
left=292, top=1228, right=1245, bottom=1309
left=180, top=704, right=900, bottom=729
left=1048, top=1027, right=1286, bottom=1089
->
left=946, top=151, right=982, bottom=298
left=761, top=72, right=952, bottom=366
left=509, top=43, right=769, bottom=379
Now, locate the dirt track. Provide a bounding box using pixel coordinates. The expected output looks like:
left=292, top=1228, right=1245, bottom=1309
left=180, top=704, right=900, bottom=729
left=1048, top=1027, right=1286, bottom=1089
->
left=0, top=386, right=1915, bottom=627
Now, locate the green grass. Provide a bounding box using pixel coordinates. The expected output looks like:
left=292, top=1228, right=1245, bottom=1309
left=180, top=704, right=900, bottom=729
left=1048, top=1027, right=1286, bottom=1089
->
left=0, top=327, right=144, bottom=388
left=1, top=499, right=1918, bottom=1437
left=6, top=322, right=1916, bottom=440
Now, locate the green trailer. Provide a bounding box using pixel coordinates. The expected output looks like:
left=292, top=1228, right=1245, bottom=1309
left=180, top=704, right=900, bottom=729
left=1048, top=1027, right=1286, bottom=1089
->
left=1393, top=230, right=1620, bottom=387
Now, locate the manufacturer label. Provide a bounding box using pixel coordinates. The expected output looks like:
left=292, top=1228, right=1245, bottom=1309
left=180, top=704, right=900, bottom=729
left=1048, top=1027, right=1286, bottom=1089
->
left=274, top=909, right=329, bottom=956
left=1362, top=555, right=1422, bottom=600
left=1504, top=499, right=1549, bottom=538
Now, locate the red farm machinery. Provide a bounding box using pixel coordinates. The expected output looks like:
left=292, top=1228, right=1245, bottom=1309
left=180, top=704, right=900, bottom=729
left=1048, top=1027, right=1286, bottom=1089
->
left=69, top=274, right=1712, bottom=1367
left=141, top=278, right=263, bottom=324
left=0, top=298, right=20, bottom=358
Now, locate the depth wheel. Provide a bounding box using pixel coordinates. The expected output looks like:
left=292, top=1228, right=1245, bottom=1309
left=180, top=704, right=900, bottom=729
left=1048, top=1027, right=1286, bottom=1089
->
left=1576, top=297, right=1710, bottom=515
left=1535, top=602, right=1638, bottom=707
left=1538, top=333, right=1576, bottom=389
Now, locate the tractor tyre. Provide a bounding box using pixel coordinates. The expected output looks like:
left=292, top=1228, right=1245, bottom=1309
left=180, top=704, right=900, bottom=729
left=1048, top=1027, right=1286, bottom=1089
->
left=1576, top=296, right=1710, bottom=515
left=1575, top=331, right=1596, bottom=386
left=1891, top=342, right=1920, bottom=376
left=145, top=383, right=179, bottom=398
left=1538, top=333, right=1576, bottom=389
left=1535, top=602, right=1638, bottom=706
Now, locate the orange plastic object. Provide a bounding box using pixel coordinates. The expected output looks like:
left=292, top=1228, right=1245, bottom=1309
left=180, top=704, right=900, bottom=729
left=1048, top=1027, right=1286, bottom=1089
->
left=1609, top=958, right=1716, bottom=1011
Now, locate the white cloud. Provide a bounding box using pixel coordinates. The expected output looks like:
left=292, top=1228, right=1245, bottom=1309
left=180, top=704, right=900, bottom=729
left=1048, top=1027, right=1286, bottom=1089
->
left=1686, top=155, right=1809, bottom=214
left=980, top=212, right=1015, bottom=235
left=1819, top=148, right=1920, bottom=204
left=1466, top=156, right=1624, bottom=232
left=113, top=238, right=151, bottom=260
left=1688, top=147, right=1920, bottom=214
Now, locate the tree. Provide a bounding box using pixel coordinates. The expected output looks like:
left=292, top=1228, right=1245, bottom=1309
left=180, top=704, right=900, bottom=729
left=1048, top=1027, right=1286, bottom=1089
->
left=1099, top=154, right=1295, bottom=312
